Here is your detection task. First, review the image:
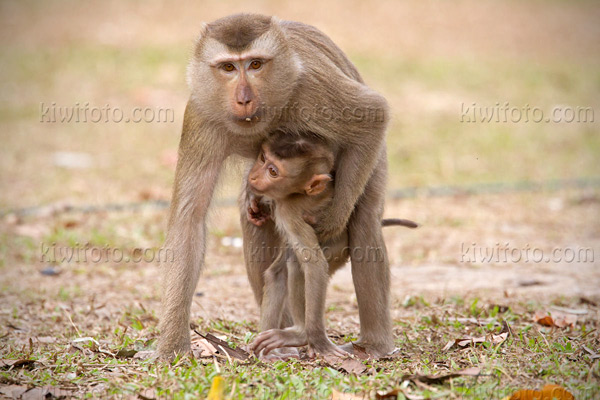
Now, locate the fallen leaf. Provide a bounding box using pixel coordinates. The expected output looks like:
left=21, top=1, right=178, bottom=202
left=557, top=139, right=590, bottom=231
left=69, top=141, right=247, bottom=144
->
left=0, top=359, right=35, bottom=369
left=193, top=330, right=249, bottom=361
left=582, top=346, right=600, bottom=360
left=116, top=348, right=138, bottom=358
left=579, top=297, right=597, bottom=306
left=507, top=383, right=574, bottom=400
left=191, top=338, right=219, bottom=358
left=443, top=321, right=511, bottom=351
left=376, top=388, right=427, bottom=400
left=375, top=388, right=400, bottom=400
left=138, top=388, right=157, bottom=400
left=0, top=385, right=28, bottom=398
left=350, top=343, right=370, bottom=360
left=402, top=367, right=481, bottom=385
left=533, top=311, right=577, bottom=328
left=207, top=376, right=225, bottom=400
left=336, top=357, right=367, bottom=375
left=20, top=386, right=74, bottom=400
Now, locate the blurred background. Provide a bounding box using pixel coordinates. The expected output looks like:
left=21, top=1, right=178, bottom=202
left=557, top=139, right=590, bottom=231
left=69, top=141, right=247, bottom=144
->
left=0, top=4, right=599, bottom=393
left=0, top=0, right=598, bottom=210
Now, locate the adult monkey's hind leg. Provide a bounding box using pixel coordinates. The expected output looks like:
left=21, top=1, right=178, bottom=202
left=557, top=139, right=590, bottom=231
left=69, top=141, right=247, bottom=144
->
left=343, top=154, right=394, bottom=358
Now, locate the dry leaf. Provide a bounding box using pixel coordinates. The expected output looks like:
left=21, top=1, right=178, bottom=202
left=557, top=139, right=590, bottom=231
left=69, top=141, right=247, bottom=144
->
left=193, top=330, right=249, bottom=361
left=138, top=388, right=157, bottom=400
left=443, top=321, right=511, bottom=351
left=350, top=343, right=370, bottom=360
left=443, top=332, right=508, bottom=351
left=0, top=385, right=29, bottom=398
left=507, top=383, right=574, bottom=400
left=402, top=367, right=481, bottom=385
left=376, top=388, right=427, bottom=400
left=321, top=354, right=367, bottom=375
left=533, top=311, right=577, bottom=328
left=191, top=338, right=219, bottom=358
left=582, top=346, right=600, bottom=360
left=0, top=359, right=35, bottom=369
left=339, top=358, right=367, bottom=375
left=20, top=386, right=74, bottom=400
left=116, top=348, right=138, bottom=358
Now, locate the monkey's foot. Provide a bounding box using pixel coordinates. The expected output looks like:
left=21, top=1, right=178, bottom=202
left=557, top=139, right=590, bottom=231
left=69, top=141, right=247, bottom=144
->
left=339, top=341, right=395, bottom=359
left=155, top=337, right=192, bottom=362
left=307, top=340, right=349, bottom=359
left=133, top=350, right=160, bottom=361
left=258, top=347, right=301, bottom=362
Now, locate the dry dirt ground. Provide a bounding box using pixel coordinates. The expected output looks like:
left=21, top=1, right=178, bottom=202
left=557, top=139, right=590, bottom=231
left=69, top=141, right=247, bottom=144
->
left=2, top=189, right=599, bottom=339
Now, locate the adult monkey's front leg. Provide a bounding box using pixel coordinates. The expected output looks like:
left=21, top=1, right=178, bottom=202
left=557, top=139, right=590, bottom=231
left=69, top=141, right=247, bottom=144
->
left=157, top=103, right=228, bottom=359
left=240, top=190, right=295, bottom=330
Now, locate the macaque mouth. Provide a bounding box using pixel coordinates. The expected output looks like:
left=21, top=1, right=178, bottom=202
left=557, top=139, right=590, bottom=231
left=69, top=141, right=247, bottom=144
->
left=248, top=183, right=263, bottom=195
left=234, top=112, right=262, bottom=125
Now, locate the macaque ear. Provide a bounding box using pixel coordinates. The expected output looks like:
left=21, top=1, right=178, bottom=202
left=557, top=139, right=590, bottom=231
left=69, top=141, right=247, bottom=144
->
left=304, top=174, right=332, bottom=195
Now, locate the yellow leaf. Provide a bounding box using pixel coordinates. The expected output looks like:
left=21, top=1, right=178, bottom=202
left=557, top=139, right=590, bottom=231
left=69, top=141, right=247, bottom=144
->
left=509, top=383, right=574, bottom=400
left=207, top=375, right=225, bottom=400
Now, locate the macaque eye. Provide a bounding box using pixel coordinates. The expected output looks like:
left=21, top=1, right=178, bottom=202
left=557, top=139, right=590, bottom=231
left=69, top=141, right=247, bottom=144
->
left=222, top=63, right=235, bottom=72
left=259, top=152, right=265, bottom=163
left=249, top=60, right=262, bottom=70
left=268, top=166, right=278, bottom=177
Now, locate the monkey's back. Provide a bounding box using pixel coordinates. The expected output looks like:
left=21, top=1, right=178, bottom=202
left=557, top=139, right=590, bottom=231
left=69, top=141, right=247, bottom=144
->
left=280, top=21, right=364, bottom=84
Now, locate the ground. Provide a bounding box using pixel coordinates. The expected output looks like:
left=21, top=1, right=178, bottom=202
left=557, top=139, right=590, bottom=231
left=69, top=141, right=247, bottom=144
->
left=0, top=0, right=599, bottom=399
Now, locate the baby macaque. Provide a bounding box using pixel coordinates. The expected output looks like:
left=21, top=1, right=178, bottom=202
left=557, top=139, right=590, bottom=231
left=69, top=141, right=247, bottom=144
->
left=245, top=131, right=417, bottom=359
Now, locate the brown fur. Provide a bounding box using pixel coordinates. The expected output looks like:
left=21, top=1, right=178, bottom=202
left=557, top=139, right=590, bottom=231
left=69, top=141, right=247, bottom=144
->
left=158, top=13, right=393, bottom=360
left=205, top=14, right=272, bottom=52
left=246, top=135, right=417, bottom=358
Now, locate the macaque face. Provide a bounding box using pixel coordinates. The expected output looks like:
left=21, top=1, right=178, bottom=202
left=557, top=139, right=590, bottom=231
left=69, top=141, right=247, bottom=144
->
left=210, top=55, right=270, bottom=124
left=188, top=22, right=301, bottom=136
left=248, top=144, right=333, bottom=201
left=248, top=145, right=298, bottom=200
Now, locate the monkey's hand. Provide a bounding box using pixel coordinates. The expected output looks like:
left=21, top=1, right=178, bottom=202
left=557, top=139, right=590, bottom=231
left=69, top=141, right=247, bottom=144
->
left=251, top=327, right=307, bottom=356
left=247, top=195, right=271, bottom=226
left=314, top=211, right=348, bottom=241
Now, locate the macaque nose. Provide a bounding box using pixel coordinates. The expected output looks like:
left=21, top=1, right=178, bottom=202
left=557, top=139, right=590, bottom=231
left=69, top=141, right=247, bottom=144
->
left=236, top=84, right=254, bottom=105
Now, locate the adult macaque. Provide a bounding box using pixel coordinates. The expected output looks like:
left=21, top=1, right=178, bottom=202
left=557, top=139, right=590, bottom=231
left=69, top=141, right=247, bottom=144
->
left=244, top=132, right=417, bottom=358
left=158, top=13, right=392, bottom=359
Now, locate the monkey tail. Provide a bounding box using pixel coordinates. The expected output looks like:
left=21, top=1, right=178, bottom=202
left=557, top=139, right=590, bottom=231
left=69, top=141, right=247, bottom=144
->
left=381, top=218, right=419, bottom=229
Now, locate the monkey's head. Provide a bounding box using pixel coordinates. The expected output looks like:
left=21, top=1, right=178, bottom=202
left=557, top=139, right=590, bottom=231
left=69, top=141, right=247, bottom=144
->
left=248, top=131, right=334, bottom=201
left=188, top=14, right=302, bottom=136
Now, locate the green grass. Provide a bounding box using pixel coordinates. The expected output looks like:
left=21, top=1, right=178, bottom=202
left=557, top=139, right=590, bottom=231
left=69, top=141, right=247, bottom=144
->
left=1, top=291, right=597, bottom=399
